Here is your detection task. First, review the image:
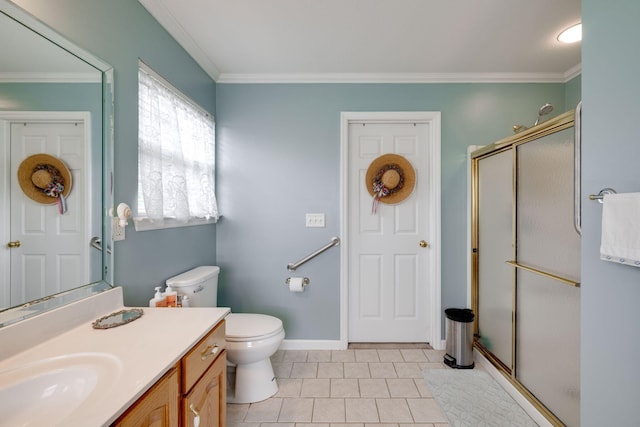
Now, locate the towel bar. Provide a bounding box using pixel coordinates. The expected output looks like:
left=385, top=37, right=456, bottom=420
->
left=589, top=188, right=616, bottom=203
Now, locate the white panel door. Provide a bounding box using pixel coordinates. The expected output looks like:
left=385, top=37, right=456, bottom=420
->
left=348, top=122, right=431, bottom=342
left=9, top=122, right=88, bottom=306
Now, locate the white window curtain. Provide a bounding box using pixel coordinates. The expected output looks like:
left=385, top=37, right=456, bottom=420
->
left=136, top=64, right=219, bottom=230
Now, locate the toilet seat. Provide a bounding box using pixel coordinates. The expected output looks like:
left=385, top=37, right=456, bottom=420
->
left=225, top=313, right=284, bottom=342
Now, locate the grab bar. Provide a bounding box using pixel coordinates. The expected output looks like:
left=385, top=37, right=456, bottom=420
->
left=90, top=236, right=112, bottom=254
left=287, top=236, right=340, bottom=271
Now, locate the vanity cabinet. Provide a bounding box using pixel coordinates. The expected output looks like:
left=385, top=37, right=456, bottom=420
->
left=112, top=368, right=180, bottom=427
left=112, top=319, right=226, bottom=427
left=181, top=319, right=226, bottom=427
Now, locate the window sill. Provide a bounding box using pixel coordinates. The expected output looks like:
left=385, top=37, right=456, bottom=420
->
left=133, top=216, right=219, bottom=232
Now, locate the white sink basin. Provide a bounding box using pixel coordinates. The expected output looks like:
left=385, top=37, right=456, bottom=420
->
left=0, top=353, right=122, bottom=426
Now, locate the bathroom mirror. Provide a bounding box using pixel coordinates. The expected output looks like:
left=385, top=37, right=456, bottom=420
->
left=0, top=0, right=114, bottom=327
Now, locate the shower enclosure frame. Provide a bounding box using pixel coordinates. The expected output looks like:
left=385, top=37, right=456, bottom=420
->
left=470, top=109, right=580, bottom=427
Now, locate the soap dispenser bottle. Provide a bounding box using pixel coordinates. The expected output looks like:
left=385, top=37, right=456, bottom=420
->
left=149, top=286, right=167, bottom=307
left=165, top=284, right=177, bottom=308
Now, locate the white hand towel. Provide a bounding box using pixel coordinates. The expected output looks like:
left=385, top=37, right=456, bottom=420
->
left=600, top=192, right=640, bottom=268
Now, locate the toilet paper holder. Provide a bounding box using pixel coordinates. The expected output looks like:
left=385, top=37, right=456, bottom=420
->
left=285, top=277, right=310, bottom=286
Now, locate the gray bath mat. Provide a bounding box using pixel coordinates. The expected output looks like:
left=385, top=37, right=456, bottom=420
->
left=423, top=369, right=538, bottom=427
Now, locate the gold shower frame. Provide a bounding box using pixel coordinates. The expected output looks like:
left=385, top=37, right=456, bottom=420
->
left=470, top=110, right=576, bottom=427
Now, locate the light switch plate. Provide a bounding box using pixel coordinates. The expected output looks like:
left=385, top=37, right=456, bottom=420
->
left=305, top=213, right=325, bottom=227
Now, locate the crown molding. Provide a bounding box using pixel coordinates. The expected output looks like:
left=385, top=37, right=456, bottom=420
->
left=216, top=71, right=579, bottom=84
left=563, top=63, right=582, bottom=82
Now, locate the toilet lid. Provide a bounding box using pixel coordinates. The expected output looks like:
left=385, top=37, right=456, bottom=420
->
left=225, top=313, right=283, bottom=340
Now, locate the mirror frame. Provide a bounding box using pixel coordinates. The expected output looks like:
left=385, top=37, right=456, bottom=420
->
left=0, top=0, right=114, bottom=327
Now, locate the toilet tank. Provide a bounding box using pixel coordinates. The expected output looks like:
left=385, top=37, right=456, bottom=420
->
left=165, top=266, right=220, bottom=307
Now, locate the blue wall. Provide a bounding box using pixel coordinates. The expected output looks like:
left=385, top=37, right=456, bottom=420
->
left=582, top=0, right=640, bottom=423
left=12, top=0, right=218, bottom=306
left=216, top=82, right=571, bottom=340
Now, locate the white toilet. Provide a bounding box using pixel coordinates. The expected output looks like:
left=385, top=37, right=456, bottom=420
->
left=166, top=266, right=285, bottom=404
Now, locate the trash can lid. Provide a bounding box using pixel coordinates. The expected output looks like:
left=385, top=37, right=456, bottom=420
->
left=445, top=308, right=474, bottom=322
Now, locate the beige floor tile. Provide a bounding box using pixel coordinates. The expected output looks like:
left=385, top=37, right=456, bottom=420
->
left=359, top=378, right=390, bottom=398
left=291, top=362, right=318, bottom=378
left=307, top=350, right=332, bottom=362
left=387, top=378, right=421, bottom=398
left=355, top=349, right=380, bottom=362
left=407, top=398, right=448, bottom=423
left=394, top=362, right=423, bottom=378
left=296, top=424, right=329, bottom=427
left=424, top=349, right=446, bottom=363
left=261, top=424, right=294, bottom=427
left=244, top=398, right=283, bottom=423
left=413, top=378, right=433, bottom=398
left=345, top=398, right=379, bottom=423
left=272, top=361, right=293, bottom=378
left=226, top=402, right=249, bottom=421
left=376, top=398, right=414, bottom=423
left=331, top=378, right=360, bottom=397
left=332, top=424, right=364, bottom=427
left=331, top=349, right=356, bottom=362
left=369, top=362, right=397, bottom=378
left=344, top=362, right=371, bottom=378
left=318, top=362, right=344, bottom=378
left=312, top=398, right=346, bottom=423
left=420, top=362, right=447, bottom=370
left=367, top=424, right=400, bottom=427
left=301, top=378, right=330, bottom=397
left=283, top=350, right=309, bottom=362
left=274, top=378, right=303, bottom=397
left=401, top=349, right=430, bottom=362
left=271, top=349, right=285, bottom=362
left=377, top=349, right=404, bottom=362
left=278, top=397, right=314, bottom=422
left=226, top=422, right=260, bottom=427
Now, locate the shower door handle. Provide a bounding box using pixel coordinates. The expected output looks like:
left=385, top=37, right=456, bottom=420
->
left=574, top=101, right=582, bottom=236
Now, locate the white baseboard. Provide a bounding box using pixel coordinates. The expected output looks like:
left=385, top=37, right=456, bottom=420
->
left=280, top=339, right=348, bottom=350
left=474, top=351, right=552, bottom=427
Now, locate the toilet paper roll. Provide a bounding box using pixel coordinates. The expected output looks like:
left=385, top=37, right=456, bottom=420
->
left=288, top=277, right=305, bottom=292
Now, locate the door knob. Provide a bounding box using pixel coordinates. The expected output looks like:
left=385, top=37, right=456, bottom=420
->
left=419, top=240, right=429, bottom=248
left=7, top=240, right=21, bottom=248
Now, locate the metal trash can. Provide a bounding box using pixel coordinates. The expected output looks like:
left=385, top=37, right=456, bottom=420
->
left=443, top=308, right=475, bottom=369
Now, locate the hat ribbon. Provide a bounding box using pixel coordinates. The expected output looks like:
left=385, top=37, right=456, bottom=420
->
left=34, top=164, right=67, bottom=214
left=371, top=163, right=405, bottom=214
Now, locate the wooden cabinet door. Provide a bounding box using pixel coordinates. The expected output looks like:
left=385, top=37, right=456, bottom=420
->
left=113, top=368, right=179, bottom=427
left=182, top=351, right=226, bottom=427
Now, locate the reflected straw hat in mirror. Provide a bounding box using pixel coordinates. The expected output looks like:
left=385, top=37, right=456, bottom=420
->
left=366, top=154, right=416, bottom=210
left=17, top=153, right=72, bottom=205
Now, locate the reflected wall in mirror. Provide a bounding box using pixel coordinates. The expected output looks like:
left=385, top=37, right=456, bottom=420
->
left=0, top=0, right=114, bottom=326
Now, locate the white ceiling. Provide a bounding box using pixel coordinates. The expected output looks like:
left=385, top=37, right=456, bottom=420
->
left=140, top=0, right=581, bottom=84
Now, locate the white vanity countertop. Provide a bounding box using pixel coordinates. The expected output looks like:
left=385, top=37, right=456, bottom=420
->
left=0, top=287, right=230, bottom=427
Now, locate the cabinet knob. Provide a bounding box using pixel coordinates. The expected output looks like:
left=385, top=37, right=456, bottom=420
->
left=200, top=344, right=220, bottom=361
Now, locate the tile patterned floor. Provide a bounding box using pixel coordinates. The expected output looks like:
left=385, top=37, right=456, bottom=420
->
left=227, top=348, right=453, bottom=427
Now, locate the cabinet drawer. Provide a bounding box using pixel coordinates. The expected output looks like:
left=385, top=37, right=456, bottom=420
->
left=182, top=319, right=225, bottom=393
left=183, top=352, right=226, bottom=427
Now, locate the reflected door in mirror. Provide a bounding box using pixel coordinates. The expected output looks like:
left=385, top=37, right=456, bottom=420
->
left=7, top=121, right=89, bottom=308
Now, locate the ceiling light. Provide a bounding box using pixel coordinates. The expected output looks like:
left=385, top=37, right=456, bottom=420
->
left=558, top=23, right=582, bottom=43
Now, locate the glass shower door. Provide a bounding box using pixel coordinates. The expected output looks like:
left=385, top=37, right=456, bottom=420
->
left=515, top=127, right=581, bottom=427
left=477, top=148, right=514, bottom=370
